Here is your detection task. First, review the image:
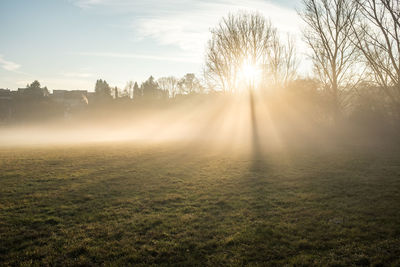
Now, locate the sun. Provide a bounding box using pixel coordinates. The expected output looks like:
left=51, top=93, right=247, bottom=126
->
left=239, top=60, right=262, bottom=89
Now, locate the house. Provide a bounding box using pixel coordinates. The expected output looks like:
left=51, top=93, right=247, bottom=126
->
left=50, top=90, right=89, bottom=119
left=51, top=90, right=88, bottom=107
left=17, top=86, right=49, bottom=98
left=0, top=89, right=12, bottom=100
left=0, top=89, right=13, bottom=121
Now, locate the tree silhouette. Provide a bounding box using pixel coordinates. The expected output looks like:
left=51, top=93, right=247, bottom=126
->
left=204, top=11, right=296, bottom=92
left=133, top=82, right=142, bottom=100
left=141, top=76, right=159, bottom=100
left=157, top=76, right=179, bottom=98
left=178, top=73, right=203, bottom=94
left=353, top=0, right=400, bottom=113
left=29, top=80, right=41, bottom=89
left=123, top=81, right=133, bottom=98
left=300, top=0, right=359, bottom=123
left=95, top=79, right=112, bottom=99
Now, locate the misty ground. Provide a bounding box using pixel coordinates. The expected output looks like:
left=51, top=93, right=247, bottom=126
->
left=1, top=141, right=400, bottom=266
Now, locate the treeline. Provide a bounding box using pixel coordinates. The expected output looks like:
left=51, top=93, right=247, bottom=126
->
left=0, top=77, right=399, bottom=137
left=0, top=74, right=210, bottom=125
left=94, top=74, right=206, bottom=101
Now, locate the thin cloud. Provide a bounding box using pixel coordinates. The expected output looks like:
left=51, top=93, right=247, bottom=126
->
left=0, top=55, right=21, bottom=71
left=70, top=0, right=104, bottom=9
left=73, top=52, right=202, bottom=63
left=71, top=0, right=303, bottom=54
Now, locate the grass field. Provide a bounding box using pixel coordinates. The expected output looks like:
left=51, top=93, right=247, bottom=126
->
left=1, top=142, right=400, bottom=266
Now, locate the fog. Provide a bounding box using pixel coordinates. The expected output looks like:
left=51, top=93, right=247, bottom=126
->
left=2, top=89, right=396, bottom=155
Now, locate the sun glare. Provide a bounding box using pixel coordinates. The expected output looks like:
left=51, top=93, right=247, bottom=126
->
left=239, top=61, right=262, bottom=88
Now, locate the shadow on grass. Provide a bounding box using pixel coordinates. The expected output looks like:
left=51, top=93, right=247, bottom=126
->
left=249, top=89, right=265, bottom=172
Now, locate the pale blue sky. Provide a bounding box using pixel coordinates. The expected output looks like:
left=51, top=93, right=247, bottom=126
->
left=0, top=0, right=303, bottom=91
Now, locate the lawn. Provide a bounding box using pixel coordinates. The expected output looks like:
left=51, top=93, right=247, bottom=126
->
left=0, top=142, right=400, bottom=266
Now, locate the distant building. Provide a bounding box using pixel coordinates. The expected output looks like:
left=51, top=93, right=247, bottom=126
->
left=0, top=86, right=95, bottom=122
left=0, top=89, right=13, bottom=121
left=51, top=90, right=88, bottom=107
left=0, top=89, right=12, bottom=100
left=50, top=90, right=89, bottom=119
left=17, top=86, right=49, bottom=98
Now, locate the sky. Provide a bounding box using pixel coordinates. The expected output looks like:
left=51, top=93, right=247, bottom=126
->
left=0, top=0, right=304, bottom=91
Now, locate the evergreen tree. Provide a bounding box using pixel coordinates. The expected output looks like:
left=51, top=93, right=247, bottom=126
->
left=141, top=76, right=159, bottom=100
left=95, top=79, right=112, bottom=98
left=29, top=80, right=41, bottom=89
left=133, top=82, right=142, bottom=100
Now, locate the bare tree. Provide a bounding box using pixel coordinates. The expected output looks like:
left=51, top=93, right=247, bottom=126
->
left=178, top=73, right=203, bottom=95
left=157, top=76, right=179, bottom=98
left=353, top=0, right=400, bottom=109
left=123, top=81, right=134, bottom=98
left=299, top=0, right=359, bottom=122
left=205, top=11, right=290, bottom=92
left=267, top=34, right=299, bottom=87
